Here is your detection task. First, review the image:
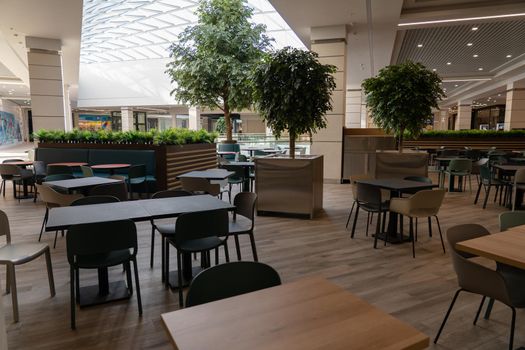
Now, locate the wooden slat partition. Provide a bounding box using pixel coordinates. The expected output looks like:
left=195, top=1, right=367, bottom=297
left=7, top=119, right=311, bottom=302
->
left=404, top=138, right=525, bottom=150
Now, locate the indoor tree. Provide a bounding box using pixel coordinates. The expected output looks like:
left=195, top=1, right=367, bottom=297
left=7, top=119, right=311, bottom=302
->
left=361, top=61, right=445, bottom=153
left=253, top=47, right=336, bottom=158
left=166, top=0, right=271, bottom=142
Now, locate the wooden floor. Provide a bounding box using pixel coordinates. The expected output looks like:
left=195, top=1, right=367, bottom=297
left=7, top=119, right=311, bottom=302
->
left=1, top=178, right=519, bottom=349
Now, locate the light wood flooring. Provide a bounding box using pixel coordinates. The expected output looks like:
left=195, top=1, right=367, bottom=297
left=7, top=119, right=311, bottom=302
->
left=0, top=178, right=519, bottom=349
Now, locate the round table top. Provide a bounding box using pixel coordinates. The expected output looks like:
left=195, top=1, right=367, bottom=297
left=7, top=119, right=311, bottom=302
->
left=91, top=163, right=131, bottom=169
left=3, top=161, right=33, bottom=166
left=48, top=162, right=87, bottom=167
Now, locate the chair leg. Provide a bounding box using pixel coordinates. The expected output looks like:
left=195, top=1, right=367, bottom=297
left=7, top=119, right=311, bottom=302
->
left=345, top=201, right=356, bottom=228
left=125, top=262, right=133, bottom=295
left=150, top=222, right=155, bottom=268
left=484, top=298, right=495, bottom=320
left=409, top=217, right=415, bottom=258
left=415, top=218, right=418, bottom=242
left=509, top=307, right=516, bottom=350
left=428, top=217, right=432, bottom=237
left=234, top=234, right=242, bottom=261
left=44, top=248, right=56, bottom=297
left=224, top=241, right=230, bottom=262
left=161, top=236, right=166, bottom=282
left=176, top=251, right=183, bottom=307
left=53, top=230, right=59, bottom=249
left=365, top=212, right=370, bottom=237
left=248, top=232, right=258, bottom=262
left=164, top=240, right=170, bottom=289
left=70, top=266, right=76, bottom=329
left=39, top=208, right=49, bottom=242
left=5, top=265, right=10, bottom=294
left=351, top=205, right=360, bottom=238
left=483, top=185, right=491, bottom=209
left=474, top=182, right=482, bottom=204
left=373, top=212, right=381, bottom=249
left=8, top=264, right=19, bottom=322
left=133, top=257, right=143, bottom=316
left=473, top=296, right=486, bottom=325
left=435, top=216, right=446, bottom=254
left=434, top=289, right=463, bottom=344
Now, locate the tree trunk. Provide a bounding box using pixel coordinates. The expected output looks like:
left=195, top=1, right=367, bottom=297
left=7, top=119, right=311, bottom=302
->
left=224, top=101, right=233, bottom=142
left=289, top=131, right=296, bottom=159
left=398, top=129, right=404, bottom=153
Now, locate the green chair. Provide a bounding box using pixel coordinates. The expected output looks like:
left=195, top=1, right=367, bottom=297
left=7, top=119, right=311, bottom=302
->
left=474, top=165, right=509, bottom=209
left=127, top=164, right=147, bottom=199
left=222, top=164, right=245, bottom=202
left=217, top=143, right=240, bottom=160
left=445, top=159, right=473, bottom=192
left=499, top=212, right=525, bottom=231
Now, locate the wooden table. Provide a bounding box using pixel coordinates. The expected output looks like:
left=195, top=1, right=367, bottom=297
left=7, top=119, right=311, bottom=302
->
left=456, top=224, right=525, bottom=270
left=357, top=178, right=438, bottom=243
left=47, top=162, right=87, bottom=167
left=3, top=161, right=33, bottom=166
left=43, top=176, right=122, bottom=193
left=493, top=164, right=525, bottom=173
left=161, top=277, right=429, bottom=350
left=178, top=169, right=234, bottom=180
left=91, top=163, right=131, bottom=175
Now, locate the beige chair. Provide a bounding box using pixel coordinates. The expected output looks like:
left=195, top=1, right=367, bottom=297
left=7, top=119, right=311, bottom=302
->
left=0, top=210, right=55, bottom=322
left=36, top=184, right=83, bottom=248
left=435, top=224, right=525, bottom=350
left=499, top=211, right=525, bottom=231
left=389, top=189, right=446, bottom=258
left=180, top=177, right=221, bottom=196
left=80, top=165, right=94, bottom=177
left=511, top=169, right=525, bottom=211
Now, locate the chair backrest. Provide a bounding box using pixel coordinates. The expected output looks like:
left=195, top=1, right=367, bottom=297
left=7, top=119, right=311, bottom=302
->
left=151, top=189, right=192, bottom=199
left=499, top=211, right=525, bottom=231
left=438, top=149, right=460, bottom=158
left=234, top=192, right=257, bottom=229
left=180, top=177, right=220, bottom=196
left=128, top=164, right=146, bottom=180
left=349, top=174, right=372, bottom=199
left=0, top=210, right=11, bottom=244
left=109, top=175, right=126, bottom=181
left=71, top=195, right=120, bottom=206
left=514, top=169, right=525, bottom=184
left=46, top=165, right=73, bottom=176
left=33, top=160, right=47, bottom=177
left=173, top=209, right=229, bottom=248
left=185, top=261, right=281, bottom=307
left=43, top=174, right=75, bottom=182
left=404, top=176, right=432, bottom=184
left=66, top=220, right=137, bottom=265
left=35, top=184, right=83, bottom=207
left=0, top=164, right=20, bottom=176
left=89, top=182, right=128, bottom=201
left=222, top=164, right=244, bottom=179
left=80, top=165, right=94, bottom=177
left=405, top=189, right=445, bottom=215
left=356, top=182, right=382, bottom=205
left=448, top=158, right=472, bottom=172
left=479, top=164, right=492, bottom=183
left=237, top=154, right=248, bottom=162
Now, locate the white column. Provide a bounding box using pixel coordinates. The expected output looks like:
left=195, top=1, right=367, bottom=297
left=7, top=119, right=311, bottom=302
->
left=504, top=80, right=525, bottom=130
left=63, top=84, right=73, bottom=131
left=345, top=89, right=362, bottom=128
left=455, top=100, right=472, bottom=130
left=121, top=107, right=134, bottom=131
left=26, top=37, right=65, bottom=131
left=188, top=106, right=201, bottom=130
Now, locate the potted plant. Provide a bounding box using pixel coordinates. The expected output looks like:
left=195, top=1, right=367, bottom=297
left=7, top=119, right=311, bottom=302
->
left=252, top=47, right=336, bottom=218
left=361, top=61, right=444, bottom=178
left=165, top=0, right=270, bottom=143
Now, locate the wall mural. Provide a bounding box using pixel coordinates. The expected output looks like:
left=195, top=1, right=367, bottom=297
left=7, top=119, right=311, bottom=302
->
left=0, top=111, right=22, bottom=145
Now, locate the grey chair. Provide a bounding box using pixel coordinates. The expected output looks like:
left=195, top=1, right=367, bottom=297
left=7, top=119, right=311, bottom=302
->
left=434, top=224, right=525, bottom=350
left=0, top=210, right=55, bottom=322
left=226, top=192, right=258, bottom=262
left=511, top=169, right=525, bottom=211
left=0, top=164, right=34, bottom=201
left=185, top=261, right=281, bottom=307
left=499, top=211, right=525, bottom=231
left=89, top=181, right=128, bottom=201
left=149, top=189, right=192, bottom=279
left=71, top=195, right=120, bottom=206
left=0, top=159, right=24, bottom=198
left=127, top=164, right=147, bottom=199
left=474, top=165, right=509, bottom=209
left=66, top=220, right=142, bottom=329
left=445, top=158, right=473, bottom=192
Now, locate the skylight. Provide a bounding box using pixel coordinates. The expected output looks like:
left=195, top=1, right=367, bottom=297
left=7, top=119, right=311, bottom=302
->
left=80, top=0, right=305, bottom=64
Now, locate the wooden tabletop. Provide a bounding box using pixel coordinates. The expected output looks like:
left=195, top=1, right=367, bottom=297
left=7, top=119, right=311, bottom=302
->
left=357, top=178, right=437, bottom=192
left=47, top=162, right=87, bottom=167
left=493, top=164, right=525, bottom=172
left=456, top=225, right=525, bottom=270
left=3, top=161, right=33, bottom=166
left=177, top=169, right=234, bottom=180
left=43, top=177, right=122, bottom=191
left=91, top=163, right=131, bottom=169
left=161, top=277, right=429, bottom=350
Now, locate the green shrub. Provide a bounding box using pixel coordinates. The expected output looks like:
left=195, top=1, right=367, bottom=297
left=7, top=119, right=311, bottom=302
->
left=415, top=130, right=525, bottom=139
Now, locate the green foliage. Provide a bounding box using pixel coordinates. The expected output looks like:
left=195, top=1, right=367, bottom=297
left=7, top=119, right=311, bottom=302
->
left=253, top=47, right=336, bottom=154
left=33, top=128, right=217, bottom=145
left=362, top=61, right=445, bottom=151
left=166, top=0, right=271, bottom=141
left=416, top=130, right=525, bottom=138
left=215, top=117, right=226, bottom=134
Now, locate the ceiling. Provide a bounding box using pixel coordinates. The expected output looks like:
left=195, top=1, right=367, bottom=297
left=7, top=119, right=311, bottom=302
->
left=81, top=0, right=304, bottom=64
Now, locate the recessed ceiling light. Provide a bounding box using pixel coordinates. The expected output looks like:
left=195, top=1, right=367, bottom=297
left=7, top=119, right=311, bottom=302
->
left=498, top=94, right=502, bottom=97
left=473, top=54, right=479, bottom=58
left=454, top=84, right=459, bottom=87
left=467, top=43, right=473, bottom=46
left=506, top=54, right=512, bottom=58
left=472, top=27, right=478, bottom=31
left=432, top=68, right=437, bottom=72
left=478, top=67, right=483, bottom=71
left=447, top=62, right=452, bottom=65
left=417, top=44, right=423, bottom=48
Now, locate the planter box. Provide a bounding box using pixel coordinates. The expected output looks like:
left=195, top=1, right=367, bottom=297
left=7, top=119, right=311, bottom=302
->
left=36, top=142, right=217, bottom=190
left=372, top=151, right=428, bottom=179
left=255, top=155, right=323, bottom=219
left=404, top=137, right=525, bottom=150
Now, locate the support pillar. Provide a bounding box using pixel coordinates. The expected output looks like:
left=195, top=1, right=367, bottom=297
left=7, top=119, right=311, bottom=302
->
left=310, top=25, right=347, bottom=182
left=26, top=37, right=67, bottom=131
left=455, top=100, right=472, bottom=130
left=188, top=106, right=201, bottom=130
left=504, top=80, right=525, bottom=130
left=121, top=107, right=134, bottom=131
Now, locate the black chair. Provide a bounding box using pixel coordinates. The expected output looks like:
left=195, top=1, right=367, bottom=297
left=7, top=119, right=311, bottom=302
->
left=46, top=165, right=73, bottom=176
left=149, top=189, right=193, bottom=279
left=90, top=181, right=128, bottom=201
left=41, top=174, right=76, bottom=195
left=222, top=164, right=245, bottom=202
left=351, top=182, right=389, bottom=248
left=71, top=195, right=120, bottom=206
left=474, top=165, right=509, bottom=209
left=227, top=192, right=258, bottom=261
left=165, top=209, right=230, bottom=306
left=32, top=161, right=47, bottom=202
left=127, top=164, right=147, bottom=199
left=185, top=261, right=281, bottom=307
left=66, top=220, right=142, bottom=329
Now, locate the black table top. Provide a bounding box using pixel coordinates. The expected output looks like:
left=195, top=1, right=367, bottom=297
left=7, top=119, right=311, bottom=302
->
left=493, top=164, right=525, bottom=172
left=177, top=169, right=234, bottom=180
left=44, top=177, right=122, bottom=190
left=45, top=194, right=235, bottom=231
left=357, top=178, right=438, bottom=192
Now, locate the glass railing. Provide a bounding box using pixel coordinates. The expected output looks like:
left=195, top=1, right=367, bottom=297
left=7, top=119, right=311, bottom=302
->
left=216, top=133, right=311, bottom=155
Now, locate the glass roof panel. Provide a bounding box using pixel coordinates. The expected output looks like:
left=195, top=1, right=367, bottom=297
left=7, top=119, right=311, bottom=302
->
left=80, top=0, right=306, bottom=64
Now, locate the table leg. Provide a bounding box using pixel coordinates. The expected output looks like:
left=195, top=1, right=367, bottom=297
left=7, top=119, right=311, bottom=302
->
left=78, top=267, right=131, bottom=307
left=448, top=175, right=456, bottom=192
left=167, top=252, right=204, bottom=290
